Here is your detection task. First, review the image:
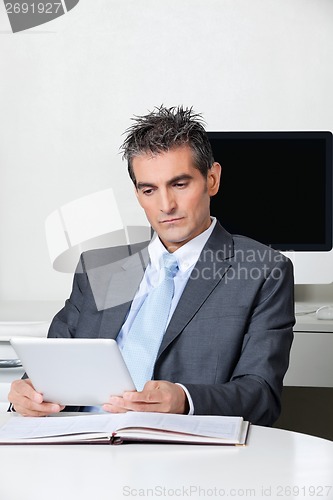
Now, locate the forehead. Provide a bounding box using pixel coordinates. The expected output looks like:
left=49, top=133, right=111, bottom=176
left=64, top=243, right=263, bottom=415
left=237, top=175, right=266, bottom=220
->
left=132, top=145, right=198, bottom=182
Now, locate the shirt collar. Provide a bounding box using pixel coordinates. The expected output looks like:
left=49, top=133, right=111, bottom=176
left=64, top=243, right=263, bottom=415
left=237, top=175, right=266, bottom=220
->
left=148, top=217, right=217, bottom=273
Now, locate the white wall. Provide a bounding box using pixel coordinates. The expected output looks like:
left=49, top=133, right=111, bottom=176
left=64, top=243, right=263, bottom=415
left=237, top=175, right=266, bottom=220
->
left=1, top=0, right=333, bottom=304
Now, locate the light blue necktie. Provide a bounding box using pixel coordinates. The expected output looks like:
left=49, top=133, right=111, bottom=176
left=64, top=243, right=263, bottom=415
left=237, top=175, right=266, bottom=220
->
left=121, top=253, right=179, bottom=391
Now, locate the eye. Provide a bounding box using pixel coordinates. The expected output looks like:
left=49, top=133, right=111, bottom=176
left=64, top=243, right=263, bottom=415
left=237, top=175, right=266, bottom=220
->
left=174, top=182, right=188, bottom=189
left=142, top=188, right=154, bottom=196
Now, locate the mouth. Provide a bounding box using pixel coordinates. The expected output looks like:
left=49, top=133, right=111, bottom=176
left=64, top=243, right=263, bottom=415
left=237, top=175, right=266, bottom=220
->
left=160, top=217, right=184, bottom=224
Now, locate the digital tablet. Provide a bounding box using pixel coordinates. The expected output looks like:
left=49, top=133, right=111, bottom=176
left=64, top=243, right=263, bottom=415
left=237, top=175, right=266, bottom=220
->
left=10, top=337, right=136, bottom=406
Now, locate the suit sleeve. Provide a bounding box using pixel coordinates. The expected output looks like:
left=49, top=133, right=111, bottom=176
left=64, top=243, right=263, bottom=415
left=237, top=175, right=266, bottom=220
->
left=182, top=258, right=295, bottom=426
left=48, top=255, right=89, bottom=338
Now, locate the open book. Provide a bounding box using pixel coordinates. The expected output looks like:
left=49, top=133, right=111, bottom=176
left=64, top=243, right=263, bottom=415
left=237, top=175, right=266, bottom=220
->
left=0, top=412, right=250, bottom=446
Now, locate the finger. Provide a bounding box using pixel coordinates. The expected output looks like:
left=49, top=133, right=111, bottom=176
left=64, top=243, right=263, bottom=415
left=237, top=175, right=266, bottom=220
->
left=103, top=396, right=131, bottom=413
left=122, top=380, right=168, bottom=402
left=107, top=394, right=157, bottom=412
left=102, top=403, right=128, bottom=414
left=9, top=383, right=65, bottom=417
left=108, top=396, right=161, bottom=412
left=122, top=382, right=186, bottom=414
left=9, top=379, right=43, bottom=405
left=122, top=387, right=163, bottom=404
left=12, top=402, right=65, bottom=417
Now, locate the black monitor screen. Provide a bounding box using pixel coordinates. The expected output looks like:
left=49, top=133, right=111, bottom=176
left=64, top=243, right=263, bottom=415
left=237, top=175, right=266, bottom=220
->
left=208, top=131, right=333, bottom=251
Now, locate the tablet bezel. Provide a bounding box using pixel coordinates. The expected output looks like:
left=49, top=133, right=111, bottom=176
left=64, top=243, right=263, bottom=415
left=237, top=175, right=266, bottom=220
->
left=10, top=337, right=136, bottom=406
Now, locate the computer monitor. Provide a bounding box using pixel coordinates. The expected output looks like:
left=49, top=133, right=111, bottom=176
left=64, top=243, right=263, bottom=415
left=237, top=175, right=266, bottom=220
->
left=207, top=131, right=333, bottom=284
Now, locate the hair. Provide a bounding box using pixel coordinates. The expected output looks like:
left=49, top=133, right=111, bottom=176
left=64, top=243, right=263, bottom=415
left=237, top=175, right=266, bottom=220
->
left=120, top=105, right=215, bottom=185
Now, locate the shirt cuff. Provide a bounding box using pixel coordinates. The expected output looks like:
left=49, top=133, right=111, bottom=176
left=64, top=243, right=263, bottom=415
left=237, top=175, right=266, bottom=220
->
left=175, top=383, right=194, bottom=415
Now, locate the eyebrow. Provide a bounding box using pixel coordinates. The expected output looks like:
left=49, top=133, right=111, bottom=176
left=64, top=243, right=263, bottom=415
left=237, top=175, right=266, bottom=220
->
left=137, top=174, right=193, bottom=191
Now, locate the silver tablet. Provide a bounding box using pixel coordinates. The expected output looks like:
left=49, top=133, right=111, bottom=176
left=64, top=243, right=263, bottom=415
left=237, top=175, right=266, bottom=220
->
left=10, top=337, right=136, bottom=406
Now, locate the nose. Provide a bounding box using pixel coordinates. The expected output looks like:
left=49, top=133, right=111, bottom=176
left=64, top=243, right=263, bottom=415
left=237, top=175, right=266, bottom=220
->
left=160, top=188, right=176, bottom=214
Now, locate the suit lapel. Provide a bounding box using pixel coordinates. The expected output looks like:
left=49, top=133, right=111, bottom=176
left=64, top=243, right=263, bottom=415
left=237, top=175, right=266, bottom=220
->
left=158, top=223, right=234, bottom=356
left=98, top=301, right=132, bottom=339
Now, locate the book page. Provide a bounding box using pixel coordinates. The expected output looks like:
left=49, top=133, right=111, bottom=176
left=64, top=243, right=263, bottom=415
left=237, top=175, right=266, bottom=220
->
left=115, top=428, right=248, bottom=445
left=116, top=413, right=244, bottom=440
left=0, top=413, right=124, bottom=441
left=0, top=412, right=244, bottom=442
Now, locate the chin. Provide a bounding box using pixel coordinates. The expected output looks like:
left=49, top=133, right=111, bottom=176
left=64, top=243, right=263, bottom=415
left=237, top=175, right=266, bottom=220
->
left=164, top=233, right=193, bottom=247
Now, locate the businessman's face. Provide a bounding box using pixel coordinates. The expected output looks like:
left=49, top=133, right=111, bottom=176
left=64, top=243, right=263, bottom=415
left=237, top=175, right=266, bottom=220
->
left=133, top=145, right=221, bottom=252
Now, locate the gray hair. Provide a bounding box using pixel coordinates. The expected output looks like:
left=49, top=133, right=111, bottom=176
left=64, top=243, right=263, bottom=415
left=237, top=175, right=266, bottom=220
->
left=120, top=105, right=215, bottom=186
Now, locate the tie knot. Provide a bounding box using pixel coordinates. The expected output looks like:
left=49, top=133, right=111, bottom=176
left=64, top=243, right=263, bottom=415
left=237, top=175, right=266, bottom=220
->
left=161, top=253, right=179, bottom=278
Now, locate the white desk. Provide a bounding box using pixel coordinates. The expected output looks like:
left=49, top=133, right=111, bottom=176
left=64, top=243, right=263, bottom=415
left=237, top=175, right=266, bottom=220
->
left=0, top=414, right=332, bottom=500
left=284, top=310, right=333, bottom=387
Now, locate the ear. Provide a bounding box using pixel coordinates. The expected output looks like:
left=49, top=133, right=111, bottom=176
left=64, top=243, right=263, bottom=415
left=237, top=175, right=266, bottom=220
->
left=207, top=162, right=221, bottom=196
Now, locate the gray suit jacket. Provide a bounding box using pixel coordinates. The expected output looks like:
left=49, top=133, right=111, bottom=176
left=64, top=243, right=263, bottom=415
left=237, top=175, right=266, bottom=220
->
left=48, top=222, right=295, bottom=425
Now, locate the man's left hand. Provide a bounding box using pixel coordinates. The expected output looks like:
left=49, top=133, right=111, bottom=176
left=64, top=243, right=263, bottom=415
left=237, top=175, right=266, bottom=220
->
left=103, top=380, right=189, bottom=414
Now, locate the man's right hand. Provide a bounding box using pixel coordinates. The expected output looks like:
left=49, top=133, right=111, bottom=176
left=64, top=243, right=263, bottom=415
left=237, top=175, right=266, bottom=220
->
left=8, top=379, right=65, bottom=417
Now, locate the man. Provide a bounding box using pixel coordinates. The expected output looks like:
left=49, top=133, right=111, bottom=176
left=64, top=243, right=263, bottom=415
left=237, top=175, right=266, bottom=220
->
left=9, top=105, right=295, bottom=424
